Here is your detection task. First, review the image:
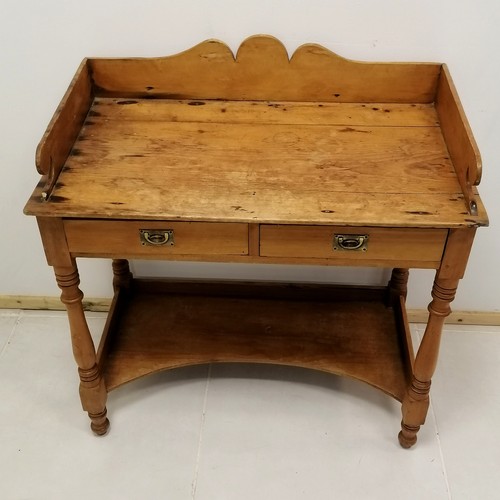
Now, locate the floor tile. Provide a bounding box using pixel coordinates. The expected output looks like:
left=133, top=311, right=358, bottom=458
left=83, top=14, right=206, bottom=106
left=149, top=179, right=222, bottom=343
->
left=429, top=326, right=500, bottom=500
left=194, top=364, right=448, bottom=500
left=0, top=312, right=207, bottom=500
left=2, top=312, right=499, bottom=500
left=0, top=311, right=18, bottom=356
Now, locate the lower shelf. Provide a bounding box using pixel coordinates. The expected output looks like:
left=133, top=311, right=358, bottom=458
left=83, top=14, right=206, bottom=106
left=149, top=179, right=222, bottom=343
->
left=98, top=279, right=414, bottom=401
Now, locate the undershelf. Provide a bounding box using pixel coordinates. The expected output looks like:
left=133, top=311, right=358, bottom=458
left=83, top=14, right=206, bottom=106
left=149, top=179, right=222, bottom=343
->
left=97, top=279, right=414, bottom=401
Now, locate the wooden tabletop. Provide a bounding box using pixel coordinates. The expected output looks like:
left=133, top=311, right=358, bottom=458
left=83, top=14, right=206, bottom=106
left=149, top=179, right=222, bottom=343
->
left=25, top=96, right=486, bottom=228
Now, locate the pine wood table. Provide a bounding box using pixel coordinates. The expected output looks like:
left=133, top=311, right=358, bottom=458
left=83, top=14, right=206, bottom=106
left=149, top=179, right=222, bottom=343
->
left=24, top=36, right=488, bottom=447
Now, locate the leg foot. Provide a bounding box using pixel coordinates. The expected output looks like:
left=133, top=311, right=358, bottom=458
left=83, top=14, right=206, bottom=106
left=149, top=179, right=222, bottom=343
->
left=400, top=376, right=430, bottom=447
left=90, top=409, right=110, bottom=436
left=398, top=425, right=418, bottom=449
left=78, top=363, right=109, bottom=435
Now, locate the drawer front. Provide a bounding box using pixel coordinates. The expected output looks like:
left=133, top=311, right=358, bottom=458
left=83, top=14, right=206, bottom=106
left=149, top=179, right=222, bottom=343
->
left=260, top=225, right=447, bottom=266
left=64, top=220, right=248, bottom=257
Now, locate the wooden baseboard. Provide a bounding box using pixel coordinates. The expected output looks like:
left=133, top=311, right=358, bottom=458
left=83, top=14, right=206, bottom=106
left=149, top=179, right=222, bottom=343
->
left=0, top=295, right=499, bottom=326
left=406, top=310, right=500, bottom=326
left=0, top=295, right=111, bottom=312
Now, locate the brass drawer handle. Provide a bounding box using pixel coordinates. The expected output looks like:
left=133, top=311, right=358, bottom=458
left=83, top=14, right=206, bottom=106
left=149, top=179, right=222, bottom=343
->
left=333, top=234, right=368, bottom=252
left=139, top=229, right=174, bottom=246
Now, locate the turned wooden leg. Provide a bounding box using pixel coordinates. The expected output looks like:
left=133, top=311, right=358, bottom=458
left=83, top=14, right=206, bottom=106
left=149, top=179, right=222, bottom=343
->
left=398, top=277, right=458, bottom=448
left=55, top=262, right=109, bottom=435
left=112, top=259, right=133, bottom=292
left=387, top=268, right=409, bottom=305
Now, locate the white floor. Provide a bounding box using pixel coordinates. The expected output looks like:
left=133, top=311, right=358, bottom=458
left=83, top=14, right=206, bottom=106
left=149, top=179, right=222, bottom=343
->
left=0, top=309, right=499, bottom=500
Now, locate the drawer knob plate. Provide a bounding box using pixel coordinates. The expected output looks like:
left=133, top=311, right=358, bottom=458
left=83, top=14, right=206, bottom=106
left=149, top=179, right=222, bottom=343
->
left=333, top=234, right=368, bottom=252
left=140, top=229, right=174, bottom=246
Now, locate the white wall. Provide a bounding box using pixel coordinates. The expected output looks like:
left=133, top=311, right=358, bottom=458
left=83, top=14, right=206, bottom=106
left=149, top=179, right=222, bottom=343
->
left=1, top=0, right=499, bottom=311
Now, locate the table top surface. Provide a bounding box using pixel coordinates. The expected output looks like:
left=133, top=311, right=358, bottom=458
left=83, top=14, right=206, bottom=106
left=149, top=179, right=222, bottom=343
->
left=25, top=97, right=487, bottom=228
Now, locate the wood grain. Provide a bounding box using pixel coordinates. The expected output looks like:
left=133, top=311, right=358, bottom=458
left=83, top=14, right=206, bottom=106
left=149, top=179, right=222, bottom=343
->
left=63, top=219, right=248, bottom=257
left=435, top=65, right=483, bottom=215
left=260, top=225, right=446, bottom=267
left=89, top=35, right=441, bottom=103
left=36, top=217, right=72, bottom=267
left=35, top=60, right=93, bottom=196
left=100, top=279, right=411, bottom=401
left=94, top=98, right=440, bottom=127
left=25, top=96, right=488, bottom=228
left=63, top=120, right=459, bottom=195
left=437, top=227, right=477, bottom=280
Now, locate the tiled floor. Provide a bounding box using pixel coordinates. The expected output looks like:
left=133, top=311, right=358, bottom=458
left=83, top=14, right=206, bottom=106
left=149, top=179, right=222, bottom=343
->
left=0, top=309, right=499, bottom=500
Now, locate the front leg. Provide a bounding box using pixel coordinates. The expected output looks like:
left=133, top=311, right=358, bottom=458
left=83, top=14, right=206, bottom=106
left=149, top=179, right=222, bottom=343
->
left=398, top=277, right=458, bottom=448
left=55, top=262, right=109, bottom=435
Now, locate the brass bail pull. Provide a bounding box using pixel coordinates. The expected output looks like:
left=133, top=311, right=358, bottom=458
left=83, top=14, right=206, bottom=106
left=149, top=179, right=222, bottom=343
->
left=333, top=234, right=369, bottom=252
left=139, top=229, right=174, bottom=246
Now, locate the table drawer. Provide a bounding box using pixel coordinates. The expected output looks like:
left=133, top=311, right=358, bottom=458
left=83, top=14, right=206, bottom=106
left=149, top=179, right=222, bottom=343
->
left=260, top=225, right=447, bottom=266
left=63, top=220, right=248, bottom=257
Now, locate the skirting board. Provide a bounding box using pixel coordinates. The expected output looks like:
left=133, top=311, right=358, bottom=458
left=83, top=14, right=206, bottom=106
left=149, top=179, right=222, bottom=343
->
left=0, top=295, right=111, bottom=313
left=1, top=295, right=499, bottom=326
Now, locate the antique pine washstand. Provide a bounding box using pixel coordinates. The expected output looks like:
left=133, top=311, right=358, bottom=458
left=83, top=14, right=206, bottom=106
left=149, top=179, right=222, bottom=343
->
left=24, top=35, right=488, bottom=447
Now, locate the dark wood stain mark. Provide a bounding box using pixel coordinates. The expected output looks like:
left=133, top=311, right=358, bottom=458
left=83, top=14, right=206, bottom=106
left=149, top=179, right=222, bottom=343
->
left=49, top=196, right=69, bottom=203
left=406, top=211, right=433, bottom=215
left=116, top=100, right=138, bottom=105
left=88, top=110, right=102, bottom=117
left=188, top=101, right=206, bottom=106
left=321, top=209, right=335, bottom=213
left=339, top=127, right=371, bottom=134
